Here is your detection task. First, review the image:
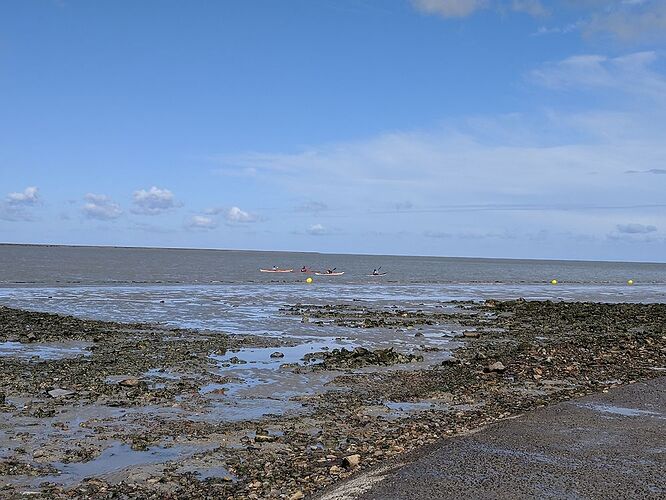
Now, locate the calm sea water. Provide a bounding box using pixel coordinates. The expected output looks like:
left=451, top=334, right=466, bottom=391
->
left=0, top=244, right=665, bottom=332
left=2, top=244, right=666, bottom=286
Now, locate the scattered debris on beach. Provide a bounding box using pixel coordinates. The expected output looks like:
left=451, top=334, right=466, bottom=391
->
left=0, top=300, right=664, bottom=498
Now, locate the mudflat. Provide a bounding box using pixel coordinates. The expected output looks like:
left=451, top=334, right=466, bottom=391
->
left=0, top=300, right=665, bottom=499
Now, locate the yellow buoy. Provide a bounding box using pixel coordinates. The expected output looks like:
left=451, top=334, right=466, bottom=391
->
left=550, top=279, right=558, bottom=285
left=627, top=279, right=634, bottom=285
left=306, top=277, right=313, bottom=284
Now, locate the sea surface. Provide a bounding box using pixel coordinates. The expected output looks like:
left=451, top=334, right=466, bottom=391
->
left=1, top=244, right=665, bottom=333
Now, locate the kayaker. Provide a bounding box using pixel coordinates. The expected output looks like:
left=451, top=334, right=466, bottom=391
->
left=301, top=266, right=307, bottom=272
left=372, top=269, right=379, bottom=275
left=272, top=265, right=278, bottom=271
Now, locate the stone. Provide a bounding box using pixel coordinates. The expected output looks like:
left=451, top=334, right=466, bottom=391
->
left=270, top=352, right=285, bottom=358
left=343, top=454, right=361, bottom=468
left=486, top=361, right=506, bottom=373
left=289, top=491, right=304, bottom=500
left=463, top=331, right=480, bottom=339
left=254, top=434, right=277, bottom=443
left=329, top=465, right=343, bottom=475
left=48, top=388, right=75, bottom=398
left=119, top=377, right=140, bottom=387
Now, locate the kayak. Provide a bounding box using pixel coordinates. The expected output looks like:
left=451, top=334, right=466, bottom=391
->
left=314, top=271, right=345, bottom=276
left=260, top=269, right=294, bottom=273
left=367, top=272, right=388, bottom=276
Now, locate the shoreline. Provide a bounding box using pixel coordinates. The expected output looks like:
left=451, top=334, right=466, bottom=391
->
left=1, top=300, right=665, bottom=498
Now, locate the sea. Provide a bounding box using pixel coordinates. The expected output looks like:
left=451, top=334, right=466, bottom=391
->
left=1, top=244, right=665, bottom=335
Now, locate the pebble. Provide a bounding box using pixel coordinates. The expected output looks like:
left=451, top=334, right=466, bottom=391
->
left=119, top=377, right=140, bottom=387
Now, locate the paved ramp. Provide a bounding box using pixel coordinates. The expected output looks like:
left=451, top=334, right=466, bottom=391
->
left=319, top=377, right=666, bottom=500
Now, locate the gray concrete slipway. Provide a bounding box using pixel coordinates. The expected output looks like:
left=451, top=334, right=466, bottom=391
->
left=316, top=377, right=666, bottom=500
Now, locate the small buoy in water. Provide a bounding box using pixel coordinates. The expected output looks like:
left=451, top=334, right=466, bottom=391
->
left=306, top=277, right=313, bottom=284
left=627, top=279, right=634, bottom=285
left=550, top=279, right=558, bottom=285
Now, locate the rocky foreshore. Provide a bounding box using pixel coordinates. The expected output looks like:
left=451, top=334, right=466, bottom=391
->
left=0, top=300, right=665, bottom=499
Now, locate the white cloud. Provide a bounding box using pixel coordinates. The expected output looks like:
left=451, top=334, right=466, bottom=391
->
left=82, top=193, right=122, bottom=220
left=7, top=186, right=39, bottom=206
left=307, top=223, right=328, bottom=236
left=1, top=187, right=40, bottom=221
left=186, top=215, right=217, bottom=229
left=226, top=206, right=256, bottom=223
left=131, top=186, right=179, bottom=215
left=616, top=223, right=657, bottom=234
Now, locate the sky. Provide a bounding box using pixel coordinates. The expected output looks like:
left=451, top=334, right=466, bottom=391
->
left=1, top=0, right=666, bottom=261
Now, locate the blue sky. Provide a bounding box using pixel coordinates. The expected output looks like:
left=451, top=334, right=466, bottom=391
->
left=2, top=0, right=666, bottom=261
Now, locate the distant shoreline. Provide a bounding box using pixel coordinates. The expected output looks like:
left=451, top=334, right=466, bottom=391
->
left=1, top=242, right=664, bottom=265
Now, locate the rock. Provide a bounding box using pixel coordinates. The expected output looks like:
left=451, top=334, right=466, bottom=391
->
left=343, top=454, right=361, bottom=468
left=26, top=332, right=37, bottom=342
left=289, top=491, right=304, bottom=500
left=270, top=352, right=285, bottom=358
left=32, top=449, right=45, bottom=459
left=463, top=331, right=480, bottom=339
left=229, top=356, right=246, bottom=364
left=486, top=361, right=506, bottom=373
left=329, top=465, right=343, bottom=475
left=414, top=332, right=424, bottom=337
left=254, top=434, right=277, bottom=443
left=48, top=388, right=75, bottom=398
left=119, top=377, right=140, bottom=387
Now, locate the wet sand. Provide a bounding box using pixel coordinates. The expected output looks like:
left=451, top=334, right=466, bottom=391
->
left=0, top=300, right=665, bottom=499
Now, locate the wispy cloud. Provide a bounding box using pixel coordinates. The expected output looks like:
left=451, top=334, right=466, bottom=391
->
left=186, top=215, right=217, bottom=230
left=625, top=168, right=666, bottom=174
left=82, top=193, right=122, bottom=221
left=411, top=0, right=489, bottom=18
left=616, top=222, right=657, bottom=234
left=131, top=186, right=179, bottom=215
left=210, top=50, right=666, bottom=248
left=295, top=201, right=329, bottom=213
left=529, top=51, right=666, bottom=103
left=411, top=0, right=548, bottom=18
left=585, top=0, right=666, bottom=42
left=306, top=223, right=328, bottom=236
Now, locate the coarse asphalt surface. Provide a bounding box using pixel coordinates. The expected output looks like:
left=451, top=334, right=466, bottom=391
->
left=318, top=376, right=666, bottom=500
